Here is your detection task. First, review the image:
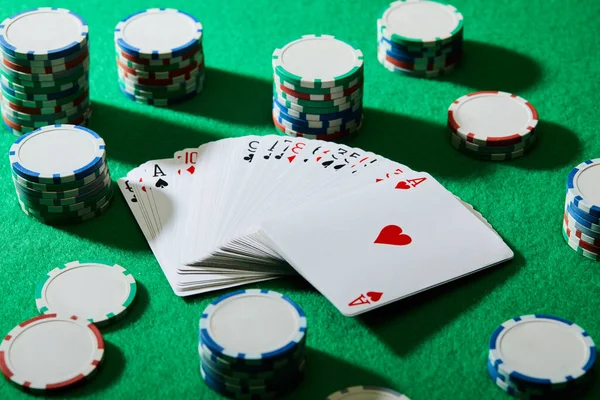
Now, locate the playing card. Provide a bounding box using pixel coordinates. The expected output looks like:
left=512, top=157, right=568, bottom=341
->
left=258, top=171, right=513, bottom=316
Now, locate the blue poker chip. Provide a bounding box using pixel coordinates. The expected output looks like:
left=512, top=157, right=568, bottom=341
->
left=564, top=208, right=600, bottom=240
left=272, top=100, right=362, bottom=129
left=272, top=107, right=361, bottom=135
left=566, top=196, right=600, bottom=225
left=272, top=96, right=361, bottom=122
left=9, top=125, right=106, bottom=184
left=566, top=203, right=600, bottom=233
left=0, top=8, right=88, bottom=61
left=567, top=159, right=600, bottom=218
left=114, top=8, right=203, bottom=60
left=199, top=289, right=307, bottom=364
left=488, top=315, right=596, bottom=387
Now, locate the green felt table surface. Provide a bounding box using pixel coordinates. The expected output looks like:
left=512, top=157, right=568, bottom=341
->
left=0, top=0, right=599, bottom=399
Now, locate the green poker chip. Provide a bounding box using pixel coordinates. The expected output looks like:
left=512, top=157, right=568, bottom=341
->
left=0, top=84, right=88, bottom=108
left=273, top=86, right=362, bottom=108
left=272, top=34, right=363, bottom=89
left=17, top=182, right=113, bottom=214
left=273, top=93, right=362, bottom=115
left=116, top=52, right=203, bottom=73
left=35, top=260, right=137, bottom=327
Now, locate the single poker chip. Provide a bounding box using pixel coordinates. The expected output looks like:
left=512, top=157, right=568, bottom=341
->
left=378, top=35, right=461, bottom=58
left=0, top=8, right=88, bottom=61
left=1, top=81, right=83, bottom=101
left=566, top=159, right=600, bottom=218
left=117, top=44, right=202, bottom=65
left=272, top=96, right=362, bottom=122
left=0, top=314, right=104, bottom=391
left=273, top=86, right=363, bottom=108
left=12, top=159, right=105, bottom=191
left=566, top=194, right=600, bottom=225
left=0, top=58, right=89, bottom=82
left=116, top=57, right=201, bottom=79
left=326, top=386, right=410, bottom=400
left=273, top=115, right=362, bottom=141
left=3, top=106, right=91, bottom=130
left=1, top=44, right=88, bottom=67
left=276, top=79, right=362, bottom=101
left=1, top=73, right=89, bottom=95
left=19, top=194, right=112, bottom=225
left=273, top=73, right=363, bottom=95
left=35, top=260, right=136, bottom=326
left=377, top=50, right=456, bottom=77
left=488, top=315, right=597, bottom=386
left=272, top=34, right=363, bottom=89
left=273, top=92, right=362, bottom=115
left=563, top=220, right=600, bottom=246
left=9, top=124, right=105, bottom=184
left=272, top=102, right=362, bottom=128
left=114, top=8, right=203, bottom=59
left=199, top=289, right=307, bottom=362
left=566, top=202, right=600, bottom=233
left=450, top=134, right=527, bottom=161
left=116, top=51, right=203, bottom=73
left=381, top=48, right=461, bottom=72
left=449, top=129, right=535, bottom=154
left=272, top=110, right=361, bottom=135
left=2, top=50, right=89, bottom=75
left=448, top=91, right=539, bottom=147
left=379, top=1, right=464, bottom=46
left=563, top=231, right=600, bottom=261
left=117, top=64, right=204, bottom=86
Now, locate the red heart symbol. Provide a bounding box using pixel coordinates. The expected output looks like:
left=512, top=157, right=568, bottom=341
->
left=374, top=225, right=412, bottom=246
left=367, top=291, right=383, bottom=302
left=395, top=181, right=410, bottom=190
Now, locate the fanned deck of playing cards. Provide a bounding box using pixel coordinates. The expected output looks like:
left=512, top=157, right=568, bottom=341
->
left=119, top=135, right=513, bottom=316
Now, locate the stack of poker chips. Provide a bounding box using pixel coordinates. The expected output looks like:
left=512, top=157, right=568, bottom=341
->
left=377, top=0, right=463, bottom=78
left=272, top=34, right=364, bottom=141
left=563, top=159, right=600, bottom=261
left=488, top=315, right=596, bottom=398
left=10, top=125, right=113, bottom=225
left=114, top=9, right=205, bottom=107
left=0, top=8, right=92, bottom=135
left=447, top=91, right=538, bottom=161
left=198, top=290, right=307, bottom=399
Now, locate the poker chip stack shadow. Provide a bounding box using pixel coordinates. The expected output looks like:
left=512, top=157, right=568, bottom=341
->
left=563, top=159, right=600, bottom=261
left=377, top=0, right=463, bottom=78
left=0, top=8, right=92, bottom=135
left=271, top=34, right=364, bottom=141
left=115, top=8, right=205, bottom=107
left=487, top=315, right=596, bottom=398
left=198, top=289, right=307, bottom=399
left=10, top=124, right=113, bottom=224
left=447, top=91, right=539, bottom=161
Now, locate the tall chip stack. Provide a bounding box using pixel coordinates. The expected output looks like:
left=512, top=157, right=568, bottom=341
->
left=271, top=34, right=364, bottom=141
left=377, top=0, right=464, bottom=78
left=563, top=159, right=600, bottom=261
left=198, top=290, right=307, bottom=399
left=114, top=9, right=205, bottom=107
left=0, top=8, right=91, bottom=135
left=9, top=125, right=113, bottom=224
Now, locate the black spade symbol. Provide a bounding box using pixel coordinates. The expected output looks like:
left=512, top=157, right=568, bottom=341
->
left=155, top=179, right=168, bottom=188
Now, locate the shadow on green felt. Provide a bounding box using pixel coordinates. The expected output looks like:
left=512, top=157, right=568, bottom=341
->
left=441, top=40, right=543, bottom=93
left=351, top=109, right=581, bottom=178
left=87, top=101, right=223, bottom=166
left=174, top=67, right=273, bottom=126
left=358, top=245, right=523, bottom=357
left=287, top=348, right=394, bottom=400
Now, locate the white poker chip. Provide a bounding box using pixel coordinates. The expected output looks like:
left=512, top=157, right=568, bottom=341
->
left=567, top=159, right=600, bottom=217
left=488, top=315, right=596, bottom=385
left=35, top=261, right=137, bottom=326
left=327, top=386, right=410, bottom=399
left=199, top=289, right=307, bottom=361
left=114, top=8, right=203, bottom=59
left=380, top=0, right=464, bottom=45
left=272, top=35, right=363, bottom=89
left=448, top=91, right=539, bottom=146
left=0, top=8, right=88, bottom=60
left=8, top=125, right=106, bottom=185
left=0, top=314, right=104, bottom=391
